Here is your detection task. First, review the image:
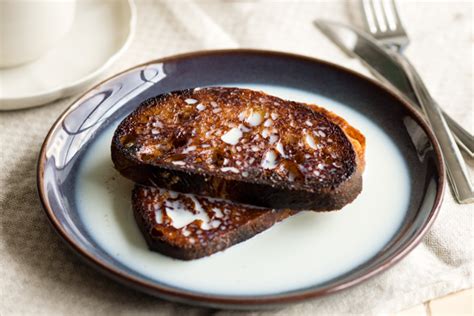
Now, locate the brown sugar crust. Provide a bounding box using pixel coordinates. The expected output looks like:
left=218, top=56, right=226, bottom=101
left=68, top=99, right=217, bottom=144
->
left=132, top=185, right=293, bottom=260
left=113, top=87, right=366, bottom=211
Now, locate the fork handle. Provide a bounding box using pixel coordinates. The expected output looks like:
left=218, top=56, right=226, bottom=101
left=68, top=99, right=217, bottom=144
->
left=367, top=49, right=474, bottom=157
left=396, top=54, right=474, bottom=204
left=372, top=67, right=474, bottom=157
left=384, top=51, right=474, bottom=158
left=443, top=111, right=474, bottom=158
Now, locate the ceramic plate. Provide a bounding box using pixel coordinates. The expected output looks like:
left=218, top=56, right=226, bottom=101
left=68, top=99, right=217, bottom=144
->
left=37, top=50, right=445, bottom=309
left=0, top=0, right=136, bottom=110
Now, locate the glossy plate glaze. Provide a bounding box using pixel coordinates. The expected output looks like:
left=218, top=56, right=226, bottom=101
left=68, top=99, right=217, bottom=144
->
left=37, top=50, right=445, bottom=309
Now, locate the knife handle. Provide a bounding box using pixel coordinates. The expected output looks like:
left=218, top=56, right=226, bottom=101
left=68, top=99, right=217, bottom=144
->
left=444, top=113, right=474, bottom=158
left=396, top=54, right=474, bottom=204
left=369, top=55, right=474, bottom=158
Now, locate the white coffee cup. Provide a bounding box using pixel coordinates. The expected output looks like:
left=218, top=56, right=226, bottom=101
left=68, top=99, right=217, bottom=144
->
left=0, top=0, right=76, bottom=68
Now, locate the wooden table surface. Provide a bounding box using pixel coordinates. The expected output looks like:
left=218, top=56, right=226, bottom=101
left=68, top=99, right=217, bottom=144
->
left=396, top=288, right=473, bottom=316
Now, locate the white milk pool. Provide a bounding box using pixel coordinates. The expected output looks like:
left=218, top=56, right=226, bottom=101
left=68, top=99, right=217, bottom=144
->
left=76, top=84, right=410, bottom=295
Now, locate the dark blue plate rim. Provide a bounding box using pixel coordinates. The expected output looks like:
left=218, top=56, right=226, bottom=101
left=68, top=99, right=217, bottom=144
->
left=37, top=49, right=445, bottom=309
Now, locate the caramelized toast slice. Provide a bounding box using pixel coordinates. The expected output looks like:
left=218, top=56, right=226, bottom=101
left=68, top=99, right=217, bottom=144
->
left=133, top=185, right=294, bottom=260
left=113, top=87, right=365, bottom=211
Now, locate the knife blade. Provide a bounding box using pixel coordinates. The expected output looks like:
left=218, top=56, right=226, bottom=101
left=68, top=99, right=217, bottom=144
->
left=314, top=19, right=474, bottom=157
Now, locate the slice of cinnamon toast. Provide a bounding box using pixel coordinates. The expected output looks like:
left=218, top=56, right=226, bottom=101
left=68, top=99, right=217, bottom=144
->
left=113, top=87, right=365, bottom=211
left=132, top=185, right=294, bottom=260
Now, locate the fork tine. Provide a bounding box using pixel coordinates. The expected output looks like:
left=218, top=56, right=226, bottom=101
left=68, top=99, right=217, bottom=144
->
left=388, top=0, right=405, bottom=32
left=363, top=0, right=391, bottom=33
left=362, top=0, right=378, bottom=33
left=361, top=0, right=410, bottom=49
left=381, top=0, right=408, bottom=37
left=381, top=0, right=397, bottom=31
left=371, top=0, right=389, bottom=32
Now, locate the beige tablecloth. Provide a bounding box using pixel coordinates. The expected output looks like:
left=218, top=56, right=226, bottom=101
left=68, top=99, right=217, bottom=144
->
left=1, top=0, right=472, bottom=314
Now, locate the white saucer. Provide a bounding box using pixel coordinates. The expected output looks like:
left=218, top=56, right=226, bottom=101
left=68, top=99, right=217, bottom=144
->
left=0, top=0, right=136, bottom=110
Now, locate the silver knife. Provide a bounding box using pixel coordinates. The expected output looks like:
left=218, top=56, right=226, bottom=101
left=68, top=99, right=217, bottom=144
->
left=314, top=19, right=474, bottom=158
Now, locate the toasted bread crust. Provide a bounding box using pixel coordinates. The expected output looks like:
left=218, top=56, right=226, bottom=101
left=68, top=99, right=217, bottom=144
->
left=113, top=87, right=365, bottom=211
left=308, top=104, right=366, bottom=170
left=132, top=185, right=293, bottom=260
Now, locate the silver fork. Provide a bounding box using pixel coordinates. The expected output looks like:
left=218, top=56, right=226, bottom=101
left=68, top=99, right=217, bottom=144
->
left=363, top=0, right=473, bottom=157
left=362, top=0, right=474, bottom=204
left=362, top=0, right=409, bottom=50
